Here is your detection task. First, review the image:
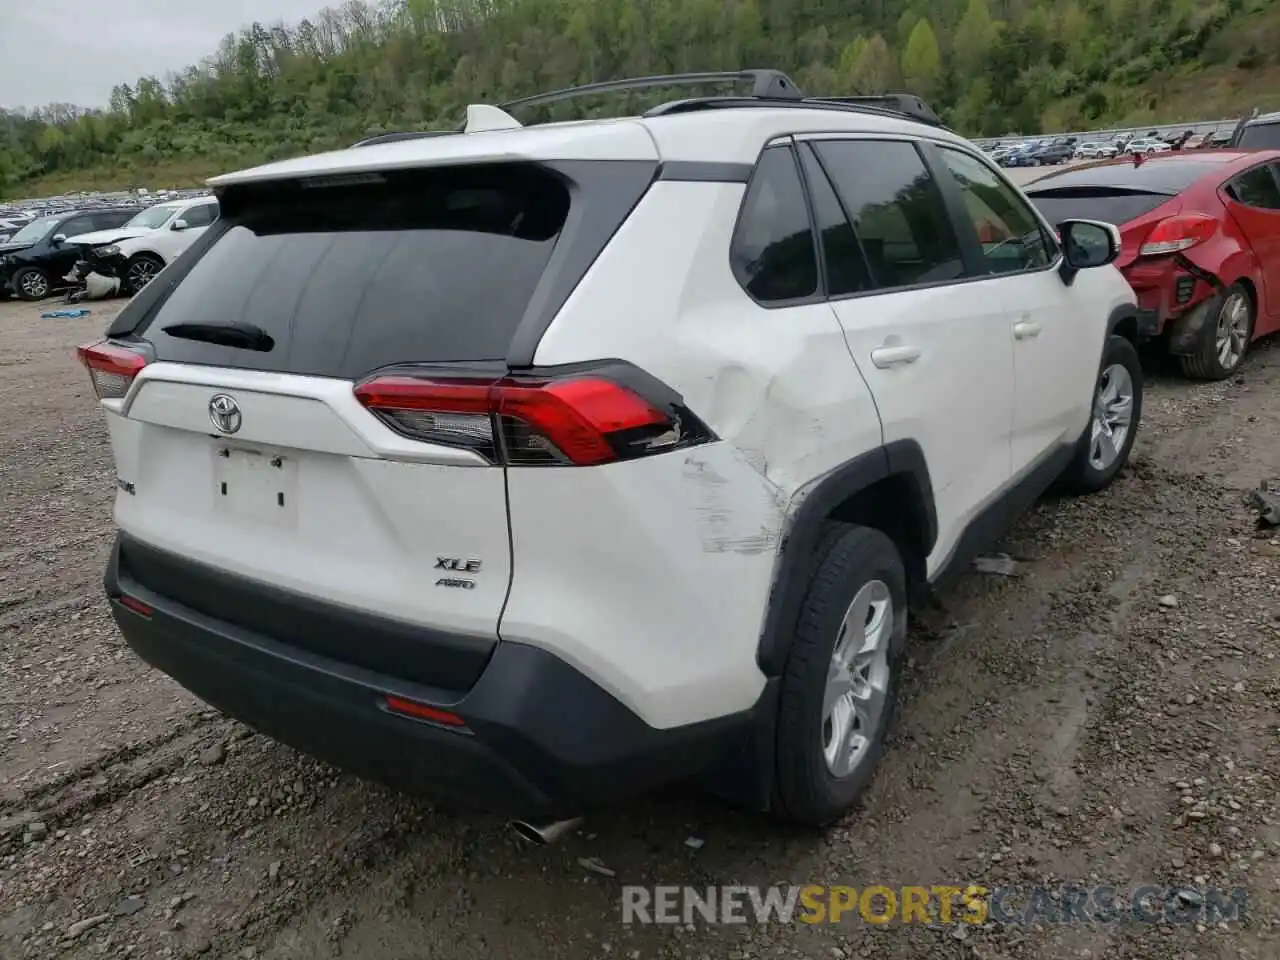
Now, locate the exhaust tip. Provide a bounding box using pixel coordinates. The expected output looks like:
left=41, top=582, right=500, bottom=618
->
left=508, top=816, right=583, bottom=846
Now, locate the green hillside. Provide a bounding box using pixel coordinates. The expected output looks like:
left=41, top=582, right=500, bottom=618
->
left=2, top=0, right=1277, bottom=198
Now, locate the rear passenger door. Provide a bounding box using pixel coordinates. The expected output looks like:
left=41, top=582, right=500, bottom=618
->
left=800, top=136, right=1014, bottom=576
left=929, top=145, right=1094, bottom=476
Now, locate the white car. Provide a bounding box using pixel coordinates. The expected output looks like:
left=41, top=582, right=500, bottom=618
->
left=1073, top=142, right=1118, bottom=160
left=78, top=197, right=219, bottom=294
left=1122, top=138, right=1171, bottom=156
left=77, top=71, right=1143, bottom=831
left=0, top=217, right=26, bottom=243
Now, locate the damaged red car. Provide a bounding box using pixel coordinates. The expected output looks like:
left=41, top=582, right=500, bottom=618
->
left=1024, top=150, right=1280, bottom=379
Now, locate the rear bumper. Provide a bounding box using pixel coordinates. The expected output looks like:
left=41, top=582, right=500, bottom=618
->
left=1134, top=308, right=1161, bottom=341
left=104, top=534, right=758, bottom=819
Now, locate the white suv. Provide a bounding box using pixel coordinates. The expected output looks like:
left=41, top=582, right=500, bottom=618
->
left=72, top=196, right=220, bottom=294
left=79, top=72, right=1143, bottom=830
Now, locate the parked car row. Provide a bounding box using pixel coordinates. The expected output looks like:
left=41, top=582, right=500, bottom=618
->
left=0, top=195, right=219, bottom=301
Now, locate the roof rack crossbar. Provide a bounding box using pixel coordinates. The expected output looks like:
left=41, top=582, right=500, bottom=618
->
left=498, top=69, right=803, bottom=112
left=805, top=93, right=941, bottom=127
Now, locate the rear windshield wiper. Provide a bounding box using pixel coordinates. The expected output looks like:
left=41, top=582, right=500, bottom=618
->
left=161, top=321, right=275, bottom=352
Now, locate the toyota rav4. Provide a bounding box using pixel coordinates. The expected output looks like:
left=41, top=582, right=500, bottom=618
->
left=79, top=71, right=1144, bottom=830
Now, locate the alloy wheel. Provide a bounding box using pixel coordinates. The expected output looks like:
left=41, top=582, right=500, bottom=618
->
left=822, top=579, right=893, bottom=779
left=20, top=271, right=49, bottom=299
left=128, top=259, right=160, bottom=290
left=1088, top=363, right=1135, bottom=471
left=1215, top=292, right=1251, bottom=371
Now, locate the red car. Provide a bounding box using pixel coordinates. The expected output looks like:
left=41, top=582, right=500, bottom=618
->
left=1024, top=150, right=1280, bottom=379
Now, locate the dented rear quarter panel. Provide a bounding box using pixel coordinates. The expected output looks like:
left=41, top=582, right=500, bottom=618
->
left=515, top=179, right=885, bottom=728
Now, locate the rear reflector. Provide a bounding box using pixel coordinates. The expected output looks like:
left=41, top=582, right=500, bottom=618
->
left=383, top=695, right=467, bottom=727
left=1139, top=213, right=1217, bottom=257
left=76, top=341, right=147, bottom=400
left=354, top=370, right=713, bottom=466
left=117, top=595, right=153, bottom=618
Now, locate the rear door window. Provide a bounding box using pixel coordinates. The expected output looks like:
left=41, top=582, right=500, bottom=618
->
left=137, top=164, right=571, bottom=379
left=813, top=139, right=966, bottom=290
left=796, top=146, right=875, bottom=297
left=1226, top=165, right=1280, bottom=210
left=730, top=145, right=819, bottom=303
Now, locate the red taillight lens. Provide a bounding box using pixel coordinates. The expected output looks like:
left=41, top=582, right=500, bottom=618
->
left=76, top=341, right=147, bottom=400
left=1138, top=214, right=1218, bottom=257
left=354, top=370, right=713, bottom=466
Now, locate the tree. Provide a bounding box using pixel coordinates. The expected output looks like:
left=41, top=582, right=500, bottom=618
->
left=953, top=0, right=995, bottom=76
left=848, top=34, right=898, bottom=93
left=901, top=18, right=943, bottom=96
left=0, top=0, right=1260, bottom=195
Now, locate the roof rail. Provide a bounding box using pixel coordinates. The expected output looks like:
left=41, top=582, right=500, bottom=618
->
left=645, top=94, right=944, bottom=129
left=498, top=69, right=803, bottom=113
left=350, top=130, right=461, bottom=148
left=347, top=71, right=942, bottom=150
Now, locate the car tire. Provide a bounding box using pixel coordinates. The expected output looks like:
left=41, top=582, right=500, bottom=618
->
left=773, top=524, right=907, bottom=827
left=1179, top=283, right=1255, bottom=381
left=123, top=253, right=166, bottom=295
left=13, top=267, right=52, bottom=301
left=1059, top=335, right=1143, bottom=495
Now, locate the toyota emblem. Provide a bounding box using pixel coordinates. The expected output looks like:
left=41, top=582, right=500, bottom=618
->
left=208, top=394, right=242, bottom=434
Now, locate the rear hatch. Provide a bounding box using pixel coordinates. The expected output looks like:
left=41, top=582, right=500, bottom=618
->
left=89, top=160, right=635, bottom=692
left=1023, top=186, right=1181, bottom=267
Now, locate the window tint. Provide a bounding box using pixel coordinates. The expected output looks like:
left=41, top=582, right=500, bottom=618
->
left=58, top=216, right=96, bottom=239
left=140, top=164, right=571, bottom=378
left=797, top=146, right=875, bottom=296
left=1227, top=165, right=1280, bottom=210
left=181, top=203, right=218, bottom=228
left=1025, top=190, right=1173, bottom=227
left=93, top=211, right=134, bottom=230
left=1236, top=121, right=1280, bottom=150
left=730, top=146, right=818, bottom=302
left=814, top=140, right=965, bottom=290
left=1030, top=159, right=1225, bottom=194
left=937, top=147, right=1053, bottom=274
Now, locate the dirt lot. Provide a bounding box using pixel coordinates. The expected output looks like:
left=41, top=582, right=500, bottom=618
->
left=1, top=296, right=1278, bottom=960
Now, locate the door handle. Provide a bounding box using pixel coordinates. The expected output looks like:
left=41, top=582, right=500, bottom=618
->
left=870, top=344, right=922, bottom=368
left=1013, top=320, right=1042, bottom=340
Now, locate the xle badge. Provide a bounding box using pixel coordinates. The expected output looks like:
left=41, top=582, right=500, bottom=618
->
left=435, top=557, right=481, bottom=589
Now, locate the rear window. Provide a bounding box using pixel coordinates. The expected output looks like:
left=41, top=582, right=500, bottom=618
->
left=1025, top=189, right=1173, bottom=227
left=139, top=164, right=570, bottom=378
left=1236, top=121, right=1280, bottom=150
left=1028, top=159, right=1221, bottom=195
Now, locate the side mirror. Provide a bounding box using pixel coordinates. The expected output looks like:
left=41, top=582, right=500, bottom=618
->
left=171, top=219, right=189, bottom=231
left=52, top=234, right=67, bottom=245
left=1058, top=219, right=1120, bottom=285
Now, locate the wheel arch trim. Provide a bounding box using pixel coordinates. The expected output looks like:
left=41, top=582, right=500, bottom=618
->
left=755, top=439, right=937, bottom=677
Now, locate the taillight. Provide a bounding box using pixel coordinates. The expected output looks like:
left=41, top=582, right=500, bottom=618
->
left=76, top=341, right=147, bottom=400
left=353, top=369, right=715, bottom=466
left=1138, top=214, right=1218, bottom=257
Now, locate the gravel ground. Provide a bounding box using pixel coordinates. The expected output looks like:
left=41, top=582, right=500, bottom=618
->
left=1, top=296, right=1278, bottom=960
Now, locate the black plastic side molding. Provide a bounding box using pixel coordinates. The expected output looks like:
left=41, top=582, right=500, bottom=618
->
left=755, top=439, right=936, bottom=677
